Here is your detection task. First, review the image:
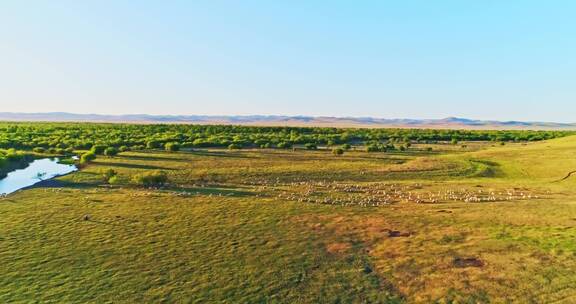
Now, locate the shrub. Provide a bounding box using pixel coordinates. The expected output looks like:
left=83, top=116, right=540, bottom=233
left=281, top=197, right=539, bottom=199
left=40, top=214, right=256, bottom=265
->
left=342, top=144, right=351, bottom=150
left=228, top=144, right=242, bottom=150
left=146, top=141, right=161, bottom=149
left=165, top=142, right=180, bottom=152
left=80, top=152, right=96, bottom=164
left=332, top=148, right=344, bottom=156
left=132, top=171, right=168, bottom=188
left=366, top=143, right=385, bottom=152
left=108, top=175, right=119, bottom=185
left=277, top=142, right=292, bottom=149
left=99, top=169, right=118, bottom=183
left=119, top=146, right=130, bottom=152
left=33, top=147, right=45, bottom=153
left=104, top=147, right=119, bottom=157
left=366, top=144, right=378, bottom=152
left=2, top=149, right=30, bottom=162
left=91, top=145, right=107, bottom=155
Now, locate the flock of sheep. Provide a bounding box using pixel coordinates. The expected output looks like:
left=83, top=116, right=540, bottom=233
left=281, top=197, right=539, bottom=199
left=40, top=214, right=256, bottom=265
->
left=248, top=180, right=543, bottom=207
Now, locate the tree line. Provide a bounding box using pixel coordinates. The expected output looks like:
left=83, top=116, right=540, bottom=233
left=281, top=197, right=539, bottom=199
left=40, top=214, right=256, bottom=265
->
left=0, top=122, right=572, bottom=154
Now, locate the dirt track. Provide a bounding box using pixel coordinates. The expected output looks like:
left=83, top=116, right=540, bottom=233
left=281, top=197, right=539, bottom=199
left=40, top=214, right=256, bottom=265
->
left=558, top=171, right=576, bottom=182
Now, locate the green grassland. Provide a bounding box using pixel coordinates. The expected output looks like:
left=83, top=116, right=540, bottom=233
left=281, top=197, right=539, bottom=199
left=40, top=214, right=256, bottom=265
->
left=1, top=135, right=576, bottom=303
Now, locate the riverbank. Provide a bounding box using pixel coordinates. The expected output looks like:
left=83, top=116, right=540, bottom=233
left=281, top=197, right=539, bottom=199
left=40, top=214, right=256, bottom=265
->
left=0, top=152, right=34, bottom=180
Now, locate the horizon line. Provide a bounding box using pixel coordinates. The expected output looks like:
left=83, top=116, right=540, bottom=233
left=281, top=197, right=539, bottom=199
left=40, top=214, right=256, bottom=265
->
left=1, top=111, right=574, bottom=125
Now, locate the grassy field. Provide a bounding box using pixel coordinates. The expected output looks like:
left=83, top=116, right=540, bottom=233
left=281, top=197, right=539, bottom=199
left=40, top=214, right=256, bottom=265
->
left=1, top=137, right=576, bottom=303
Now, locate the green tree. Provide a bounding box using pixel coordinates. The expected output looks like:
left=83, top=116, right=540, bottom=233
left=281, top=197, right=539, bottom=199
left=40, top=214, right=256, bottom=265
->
left=99, top=169, right=118, bottom=183
left=146, top=141, right=161, bottom=149
left=91, top=145, right=107, bottom=155
left=104, top=147, right=119, bottom=157
left=132, top=171, right=168, bottom=188
left=80, top=152, right=96, bottom=164
left=165, top=142, right=180, bottom=152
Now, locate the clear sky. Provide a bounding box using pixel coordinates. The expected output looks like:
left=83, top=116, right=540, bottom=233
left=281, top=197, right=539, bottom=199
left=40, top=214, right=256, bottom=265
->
left=1, top=1, right=574, bottom=122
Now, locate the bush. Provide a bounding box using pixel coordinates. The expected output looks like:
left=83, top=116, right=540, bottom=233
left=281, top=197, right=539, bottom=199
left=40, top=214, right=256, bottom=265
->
left=33, top=147, right=45, bottom=153
left=165, top=142, right=180, bottom=152
left=91, top=145, right=107, bottom=155
left=146, top=141, right=161, bottom=149
left=366, top=144, right=377, bottom=152
left=342, top=144, right=351, bottom=150
left=104, top=147, right=119, bottom=157
left=277, top=142, right=292, bottom=149
left=119, top=146, right=130, bottom=152
left=99, top=169, right=118, bottom=183
left=228, top=144, right=242, bottom=150
left=108, top=175, right=119, bottom=185
left=1, top=149, right=31, bottom=162
left=132, top=171, right=168, bottom=188
left=332, top=148, right=344, bottom=156
left=366, top=143, right=396, bottom=153
left=80, top=152, right=96, bottom=164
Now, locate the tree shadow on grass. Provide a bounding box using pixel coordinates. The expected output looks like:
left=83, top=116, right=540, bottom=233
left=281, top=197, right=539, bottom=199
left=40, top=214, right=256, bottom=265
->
left=188, top=150, right=255, bottom=159
left=123, top=149, right=254, bottom=161
left=118, top=153, right=189, bottom=162
left=29, top=179, right=100, bottom=190
left=94, top=161, right=175, bottom=171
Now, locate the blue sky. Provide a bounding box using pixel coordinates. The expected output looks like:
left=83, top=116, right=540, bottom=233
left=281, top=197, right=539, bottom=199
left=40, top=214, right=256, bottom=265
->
left=0, top=1, right=574, bottom=122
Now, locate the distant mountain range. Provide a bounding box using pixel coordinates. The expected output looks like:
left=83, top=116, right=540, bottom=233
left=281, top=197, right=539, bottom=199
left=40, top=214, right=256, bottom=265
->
left=0, top=112, right=574, bottom=130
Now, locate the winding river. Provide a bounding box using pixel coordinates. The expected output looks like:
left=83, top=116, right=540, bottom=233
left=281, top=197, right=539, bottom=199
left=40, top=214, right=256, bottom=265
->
left=0, top=158, right=77, bottom=195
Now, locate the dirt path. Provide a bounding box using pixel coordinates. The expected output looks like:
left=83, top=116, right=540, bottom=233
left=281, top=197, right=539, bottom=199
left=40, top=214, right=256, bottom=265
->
left=557, top=171, right=576, bottom=182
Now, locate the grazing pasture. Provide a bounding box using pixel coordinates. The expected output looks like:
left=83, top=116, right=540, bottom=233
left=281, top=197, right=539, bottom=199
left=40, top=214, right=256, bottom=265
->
left=1, top=124, right=576, bottom=303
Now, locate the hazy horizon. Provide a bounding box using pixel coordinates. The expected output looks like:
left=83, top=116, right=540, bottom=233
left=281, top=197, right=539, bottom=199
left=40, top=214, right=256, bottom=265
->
left=2, top=1, right=575, bottom=122
left=0, top=111, right=574, bottom=125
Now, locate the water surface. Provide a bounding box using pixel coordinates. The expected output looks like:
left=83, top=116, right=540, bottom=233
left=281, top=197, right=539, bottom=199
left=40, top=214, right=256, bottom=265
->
left=0, top=158, right=77, bottom=195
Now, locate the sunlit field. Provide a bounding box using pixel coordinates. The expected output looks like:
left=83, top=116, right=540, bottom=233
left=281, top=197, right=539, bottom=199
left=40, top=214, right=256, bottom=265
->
left=1, top=125, right=576, bottom=303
